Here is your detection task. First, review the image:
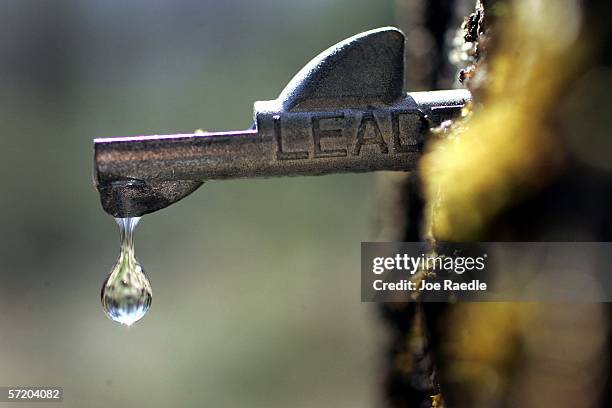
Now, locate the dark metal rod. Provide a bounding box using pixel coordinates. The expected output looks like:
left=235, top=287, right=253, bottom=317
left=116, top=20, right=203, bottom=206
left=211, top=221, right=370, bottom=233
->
left=95, top=89, right=470, bottom=184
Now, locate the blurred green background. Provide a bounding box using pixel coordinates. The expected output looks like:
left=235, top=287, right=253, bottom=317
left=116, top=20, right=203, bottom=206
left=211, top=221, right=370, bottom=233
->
left=0, top=1, right=400, bottom=407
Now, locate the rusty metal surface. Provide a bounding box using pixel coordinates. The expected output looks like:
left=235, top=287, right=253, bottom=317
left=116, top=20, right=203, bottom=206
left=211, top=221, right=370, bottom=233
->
left=94, top=27, right=471, bottom=217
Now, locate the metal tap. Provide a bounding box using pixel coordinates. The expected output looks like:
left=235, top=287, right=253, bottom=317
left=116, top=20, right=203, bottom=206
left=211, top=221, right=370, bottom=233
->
left=94, top=27, right=470, bottom=217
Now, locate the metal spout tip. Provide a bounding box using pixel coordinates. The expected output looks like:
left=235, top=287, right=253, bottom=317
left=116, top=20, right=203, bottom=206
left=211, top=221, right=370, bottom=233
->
left=96, top=179, right=203, bottom=217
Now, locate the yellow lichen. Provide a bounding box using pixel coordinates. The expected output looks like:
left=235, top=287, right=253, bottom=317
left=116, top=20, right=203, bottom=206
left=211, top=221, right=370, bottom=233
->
left=430, top=393, right=444, bottom=407
left=420, top=0, right=588, bottom=241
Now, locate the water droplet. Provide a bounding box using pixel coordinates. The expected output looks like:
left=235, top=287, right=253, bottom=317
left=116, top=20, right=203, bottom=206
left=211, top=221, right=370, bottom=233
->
left=101, top=217, right=152, bottom=326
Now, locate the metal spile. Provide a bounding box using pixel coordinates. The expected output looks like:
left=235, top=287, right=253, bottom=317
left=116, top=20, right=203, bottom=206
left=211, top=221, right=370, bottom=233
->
left=94, top=27, right=471, bottom=217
